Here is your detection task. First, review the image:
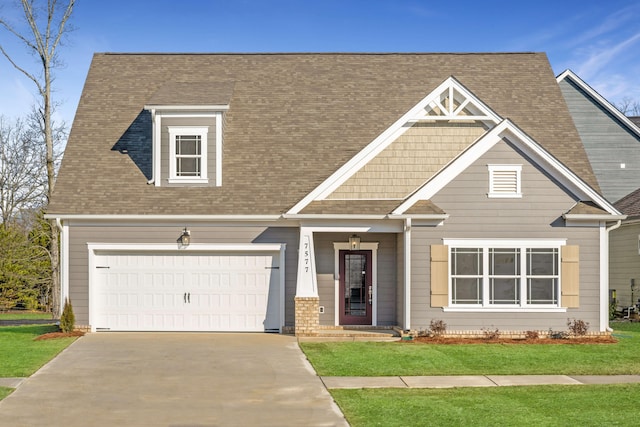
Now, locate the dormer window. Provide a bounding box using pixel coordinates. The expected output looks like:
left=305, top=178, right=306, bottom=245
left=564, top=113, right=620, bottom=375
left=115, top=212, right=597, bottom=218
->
left=169, top=127, right=208, bottom=183
left=144, top=81, right=233, bottom=187
left=488, top=164, right=522, bottom=198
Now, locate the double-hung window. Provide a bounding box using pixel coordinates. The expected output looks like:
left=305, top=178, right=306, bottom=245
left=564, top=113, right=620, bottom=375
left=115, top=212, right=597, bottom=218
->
left=168, top=127, right=208, bottom=183
left=446, top=239, right=562, bottom=308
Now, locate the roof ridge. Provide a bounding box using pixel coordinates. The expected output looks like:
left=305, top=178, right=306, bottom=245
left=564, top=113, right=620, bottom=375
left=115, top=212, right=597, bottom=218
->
left=98, top=52, right=542, bottom=56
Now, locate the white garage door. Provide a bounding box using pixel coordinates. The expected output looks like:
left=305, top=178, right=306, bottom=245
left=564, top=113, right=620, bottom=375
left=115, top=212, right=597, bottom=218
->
left=92, top=250, right=281, bottom=332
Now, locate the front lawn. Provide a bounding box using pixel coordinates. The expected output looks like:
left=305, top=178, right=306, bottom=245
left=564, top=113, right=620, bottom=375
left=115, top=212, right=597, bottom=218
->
left=332, top=384, right=640, bottom=426
left=301, top=322, right=640, bottom=376
left=0, top=311, right=53, bottom=321
left=0, top=387, right=12, bottom=400
left=0, top=324, right=77, bottom=377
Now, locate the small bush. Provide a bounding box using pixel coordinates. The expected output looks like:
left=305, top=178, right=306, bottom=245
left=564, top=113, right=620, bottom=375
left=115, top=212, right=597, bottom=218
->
left=525, top=330, right=539, bottom=340
left=567, top=318, right=589, bottom=336
left=60, top=298, right=75, bottom=333
left=429, top=319, right=447, bottom=337
left=481, top=327, right=500, bottom=340
left=549, top=328, right=569, bottom=339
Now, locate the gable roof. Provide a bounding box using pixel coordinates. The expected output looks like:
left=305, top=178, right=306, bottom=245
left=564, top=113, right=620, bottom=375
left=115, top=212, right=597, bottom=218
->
left=556, top=70, right=640, bottom=140
left=48, top=53, right=599, bottom=217
left=615, top=187, right=640, bottom=218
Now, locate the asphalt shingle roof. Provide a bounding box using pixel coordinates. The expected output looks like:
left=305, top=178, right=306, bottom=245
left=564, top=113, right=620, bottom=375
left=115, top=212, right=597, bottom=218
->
left=48, top=53, right=598, bottom=216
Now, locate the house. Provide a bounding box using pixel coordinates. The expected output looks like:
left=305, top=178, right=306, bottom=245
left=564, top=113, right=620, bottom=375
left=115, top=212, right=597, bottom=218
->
left=557, top=70, right=640, bottom=313
left=46, top=53, right=623, bottom=336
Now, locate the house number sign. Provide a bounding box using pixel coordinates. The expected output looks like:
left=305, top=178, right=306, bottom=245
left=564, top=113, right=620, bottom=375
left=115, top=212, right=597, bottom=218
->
left=303, top=235, right=311, bottom=274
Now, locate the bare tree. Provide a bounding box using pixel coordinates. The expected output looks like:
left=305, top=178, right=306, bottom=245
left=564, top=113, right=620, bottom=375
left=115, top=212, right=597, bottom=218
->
left=0, top=0, right=76, bottom=316
left=0, top=116, right=47, bottom=225
left=615, top=97, right=640, bottom=116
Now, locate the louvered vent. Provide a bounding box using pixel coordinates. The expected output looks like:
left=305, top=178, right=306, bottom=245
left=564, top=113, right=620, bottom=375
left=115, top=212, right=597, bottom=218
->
left=488, top=165, right=522, bottom=198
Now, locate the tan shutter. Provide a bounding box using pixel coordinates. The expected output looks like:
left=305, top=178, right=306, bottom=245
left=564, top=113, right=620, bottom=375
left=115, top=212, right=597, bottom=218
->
left=561, top=245, right=579, bottom=308
left=430, top=245, right=449, bottom=307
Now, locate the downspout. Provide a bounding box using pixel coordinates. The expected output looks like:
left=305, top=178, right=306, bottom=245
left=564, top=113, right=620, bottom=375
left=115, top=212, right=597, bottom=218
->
left=55, top=218, right=69, bottom=315
left=603, top=220, right=622, bottom=332
left=403, top=218, right=412, bottom=331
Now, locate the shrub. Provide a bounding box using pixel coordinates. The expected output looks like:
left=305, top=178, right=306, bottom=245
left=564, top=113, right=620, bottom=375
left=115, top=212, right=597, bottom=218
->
left=429, top=319, right=447, bottom=337
left=567, top=318, right=589, bottom=336
left=60, top=298, right=75, bottom=333
left=525, top=330, right=539, bottom=340
left=481, top=327, right=500, bottom=340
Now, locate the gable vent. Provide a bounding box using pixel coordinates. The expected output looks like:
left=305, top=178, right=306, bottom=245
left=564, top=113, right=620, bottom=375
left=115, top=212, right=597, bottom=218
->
left=488, top=165, right=522, bottom=198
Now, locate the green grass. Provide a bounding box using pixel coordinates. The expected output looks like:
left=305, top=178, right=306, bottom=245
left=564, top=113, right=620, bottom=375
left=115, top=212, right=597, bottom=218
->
left=0, top=387, right=12, bottom=400
left=301, top=323, right=640, bottom=376
left=0, top=324, right=77, bottom=377
left=331, top=384, right=640, bottom=427
left=0, top=311, right=53, bottom=320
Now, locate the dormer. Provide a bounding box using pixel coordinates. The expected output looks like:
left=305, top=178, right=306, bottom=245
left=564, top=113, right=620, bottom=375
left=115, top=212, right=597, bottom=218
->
left=144, top=82, right=233, bottom=187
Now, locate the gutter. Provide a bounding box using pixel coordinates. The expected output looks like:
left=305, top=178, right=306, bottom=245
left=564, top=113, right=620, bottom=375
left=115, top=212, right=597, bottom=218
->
left=44, top=214, right=284, bottom=221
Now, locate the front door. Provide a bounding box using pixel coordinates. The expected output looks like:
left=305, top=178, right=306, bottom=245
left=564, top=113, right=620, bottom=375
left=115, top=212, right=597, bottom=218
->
left=339, top=250, right=372, bottom=325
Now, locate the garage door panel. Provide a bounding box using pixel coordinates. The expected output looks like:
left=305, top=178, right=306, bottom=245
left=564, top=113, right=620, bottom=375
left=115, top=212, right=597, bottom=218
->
left=94, top=251, right=280, bottom=332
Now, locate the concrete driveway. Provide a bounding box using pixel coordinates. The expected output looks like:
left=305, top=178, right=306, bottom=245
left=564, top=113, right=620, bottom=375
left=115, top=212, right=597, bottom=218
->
left=0, top=333, right=347, bottom=427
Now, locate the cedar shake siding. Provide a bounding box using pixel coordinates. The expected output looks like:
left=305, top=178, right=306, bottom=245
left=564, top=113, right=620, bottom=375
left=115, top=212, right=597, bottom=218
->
left=410, top=140, right=602, bottom=331
left=328, top=122, right=488, bottom=200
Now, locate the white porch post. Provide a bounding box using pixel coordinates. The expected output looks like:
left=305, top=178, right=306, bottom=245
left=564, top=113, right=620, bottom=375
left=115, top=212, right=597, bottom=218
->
left=295, top=226, right=319, bottom=336
left=403, top=218, right=412, bottom=331
left=296, top=227, right=318, bottom=297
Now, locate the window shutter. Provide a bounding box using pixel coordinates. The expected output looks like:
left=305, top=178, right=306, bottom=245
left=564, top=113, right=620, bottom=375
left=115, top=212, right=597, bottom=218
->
left=430, top=244, right=449, bottom=307
left=561, top=245, right=579, bottom=308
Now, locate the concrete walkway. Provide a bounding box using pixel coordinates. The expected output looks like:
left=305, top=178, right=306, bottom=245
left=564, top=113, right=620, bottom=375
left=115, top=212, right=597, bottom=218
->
left=321, top=374, right=640, bottom=389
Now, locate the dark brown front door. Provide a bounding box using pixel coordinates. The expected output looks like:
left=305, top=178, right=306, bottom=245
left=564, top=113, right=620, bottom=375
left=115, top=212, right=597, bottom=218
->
left=339, top=250, right=372, bottom=325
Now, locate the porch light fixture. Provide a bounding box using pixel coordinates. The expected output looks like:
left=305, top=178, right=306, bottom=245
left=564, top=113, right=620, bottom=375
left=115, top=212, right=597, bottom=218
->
left=349, top=234, right=361, bottom=251
left=178, top=227, right=191, bottom=248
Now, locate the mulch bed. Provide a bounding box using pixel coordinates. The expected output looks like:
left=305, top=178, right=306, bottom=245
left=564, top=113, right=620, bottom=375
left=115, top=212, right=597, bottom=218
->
left=403, top=336, right=617, bottom=345
left=34, top=330, right=85, bottom=341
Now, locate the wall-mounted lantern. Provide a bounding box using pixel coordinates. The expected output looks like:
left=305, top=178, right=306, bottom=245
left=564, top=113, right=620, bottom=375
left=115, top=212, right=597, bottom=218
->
left=178, top=227, right=191, bottom=248
left=349, top=234, right=361, bottom=251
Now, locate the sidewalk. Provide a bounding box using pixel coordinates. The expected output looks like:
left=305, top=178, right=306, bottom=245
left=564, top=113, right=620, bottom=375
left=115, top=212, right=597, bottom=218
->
left=321, top=375, right=640, bottom=389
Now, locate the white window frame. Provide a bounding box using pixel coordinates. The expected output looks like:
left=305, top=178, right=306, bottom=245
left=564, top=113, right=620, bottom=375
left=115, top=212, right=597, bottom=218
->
left=488, top=164, right=522, bottom=198
left=168, top=126, right=209, bottom=184
left=443, top=238, right=567, bottom=313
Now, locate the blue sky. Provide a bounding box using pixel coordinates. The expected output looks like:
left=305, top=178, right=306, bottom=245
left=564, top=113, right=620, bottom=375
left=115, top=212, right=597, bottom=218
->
left=1, top=0, right=639, bottom=128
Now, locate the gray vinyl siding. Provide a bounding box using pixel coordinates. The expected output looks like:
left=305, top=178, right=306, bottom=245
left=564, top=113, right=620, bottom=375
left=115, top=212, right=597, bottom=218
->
left=410, top=139, right=603, bottom=331
left=559, top=79, right=640, bottom=203
left=67, top=223, right=297, bottom=327
left=610, top=223, right=640, bottom=308
left=312, top=233, right=397, bottom=326
left=160, top=116, right=217, bottom=186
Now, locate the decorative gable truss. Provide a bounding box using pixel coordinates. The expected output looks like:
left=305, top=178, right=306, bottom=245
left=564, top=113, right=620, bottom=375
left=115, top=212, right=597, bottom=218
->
left=287, top=77, right=502, bottom=214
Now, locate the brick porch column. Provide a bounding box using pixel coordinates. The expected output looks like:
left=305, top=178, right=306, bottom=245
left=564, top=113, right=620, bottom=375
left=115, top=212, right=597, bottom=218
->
left=295, top=296, right=319, bottom=336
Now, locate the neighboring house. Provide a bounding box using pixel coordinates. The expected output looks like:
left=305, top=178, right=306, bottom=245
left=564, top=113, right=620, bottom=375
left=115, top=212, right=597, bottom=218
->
left=557, top=70, right=640, bottom=203
left=557, top=70, right=640, bottom=312
left=611, top=189, right=640, bottom=311
left=46, top=53, right=623, bottom=336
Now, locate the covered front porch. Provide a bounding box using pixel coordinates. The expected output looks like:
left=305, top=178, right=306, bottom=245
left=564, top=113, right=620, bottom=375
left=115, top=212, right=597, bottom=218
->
left=291, top=223, right=411, bottom=337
